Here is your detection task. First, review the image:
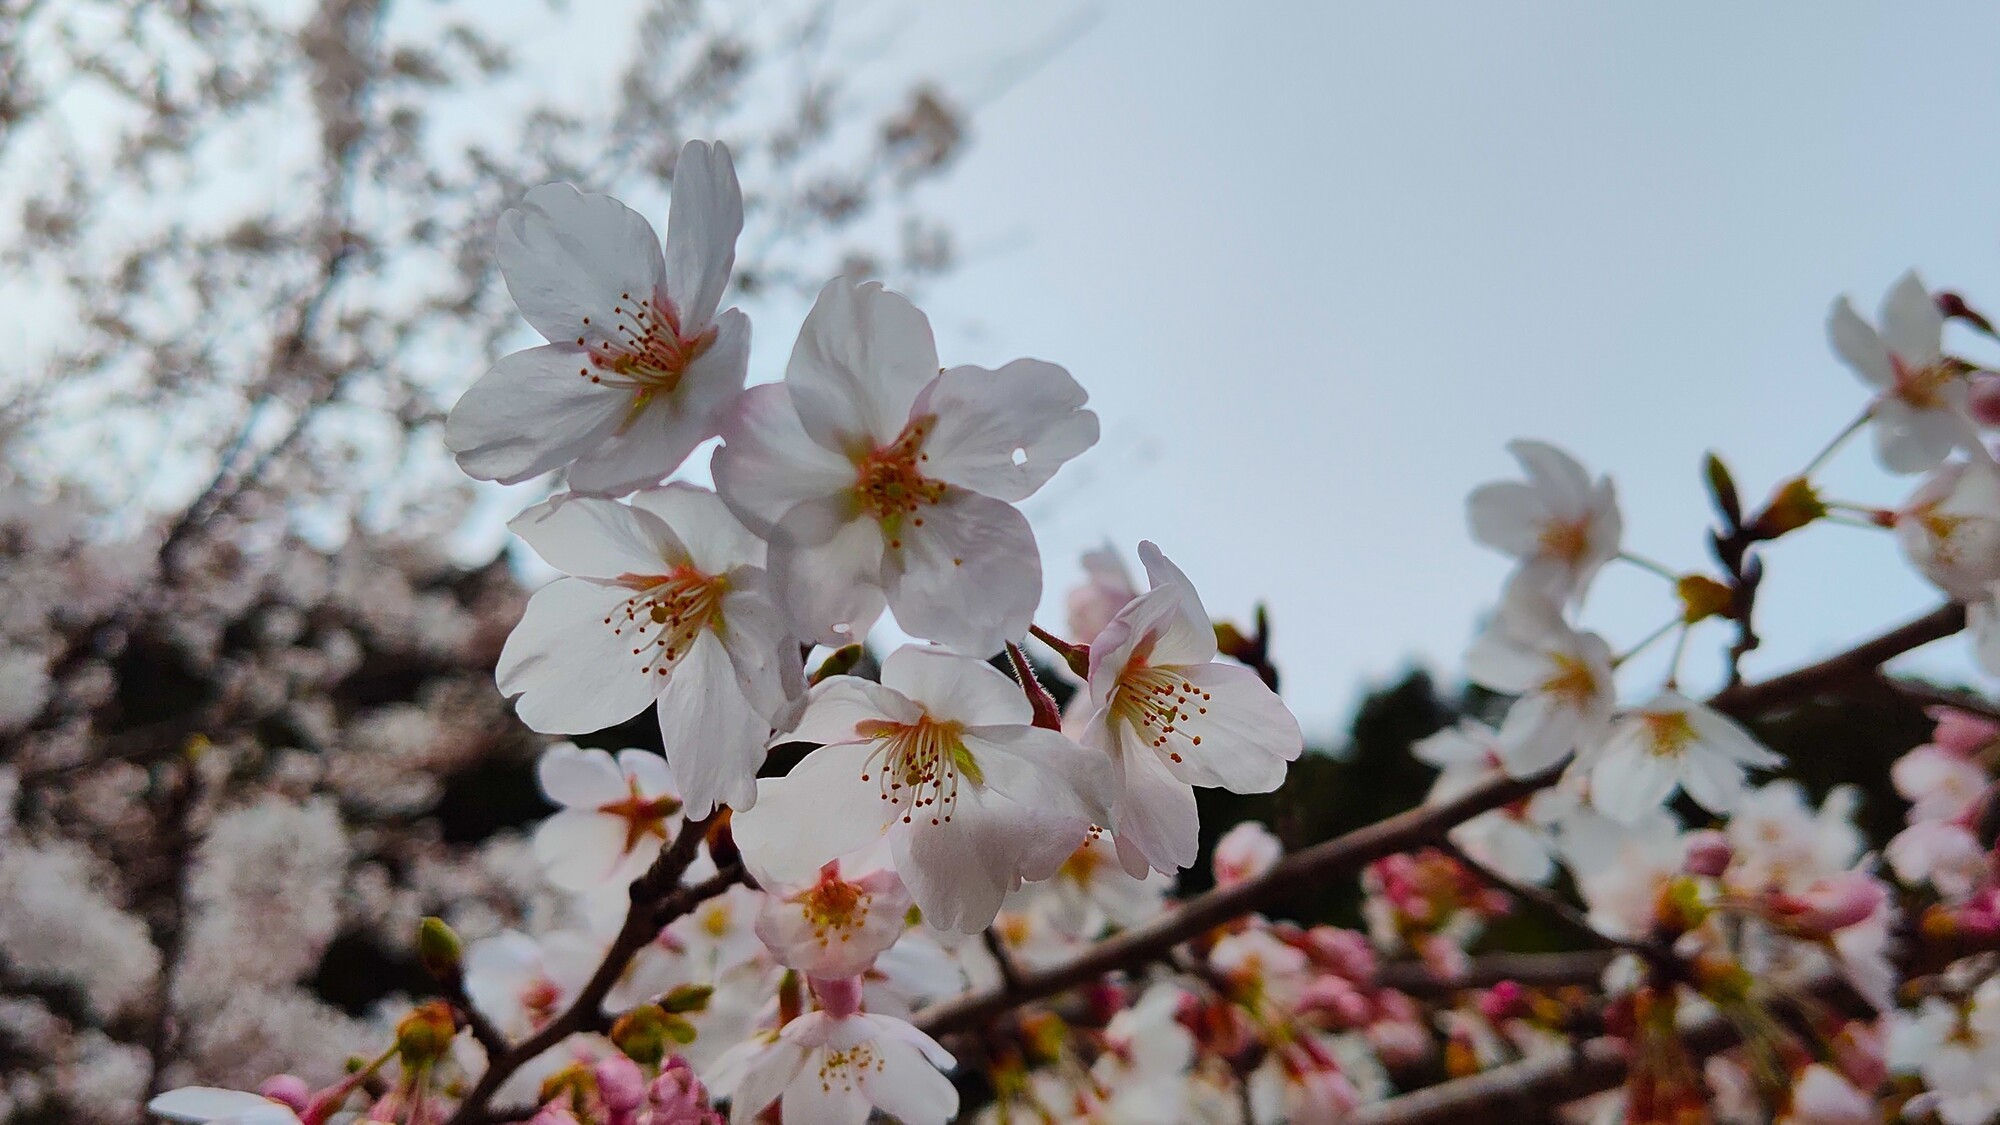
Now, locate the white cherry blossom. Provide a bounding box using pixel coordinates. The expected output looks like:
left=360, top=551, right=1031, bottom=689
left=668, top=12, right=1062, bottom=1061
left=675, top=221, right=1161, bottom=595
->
left=733, top=645, right=1111, bottom=933
left=753, top=857, right=913, bottom=978
left=1416, top=720, right=1573, bottom=884
left=712, top=278, right=1097, bottom=655
left=1463, top=576, right=1615, bottom=775
left=446, top=141, right=749, bottom=495
left=498, top=484, right=798, bottom=815
left=1076, top=541, right=1304, bottom=878
left=1895, top=456, right=2000, bottom=602
left=531, top=744, right=682, bottom=891
left=463, top=930, right=597, bottom=1041
left=1829, top=270, right=1977, bottom=474
left=1466, top=439, right=1621, bottom=602
left=1009, top=832, right=1170, bottom=939
left=709, top=980, right=958, bottom=1125
left=1589, top=690, right=1779, bottom=822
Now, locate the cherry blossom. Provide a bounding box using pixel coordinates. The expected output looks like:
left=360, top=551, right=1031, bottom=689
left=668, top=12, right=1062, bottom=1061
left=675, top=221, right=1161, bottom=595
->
left=1415, top=720, right=1573, bottom=884
left=1887, top=978, right=2000, bottom=1125
left=498, top=485, right=799, bottom=815
left=1463, top=576, right=1615, bottom=775
left=1066, top=543, right=1139, bottom=645
left=1829, top=270, right=1977, bottom=474
left=708, top=977, right=958, bottom=1125
left=463, top=930, right=596, bottom=1041
left=732, top=645, right=1111, bottom=933
left=1589, top=691, right=1780, bottom=822
left=711, top=278, right=1098, bottom=655
left=1894, top=457, right=2000, bottom=601
left=1076, top=541, right=1304, bottom=878
left=531, top=744, right=683, bottom=891
left=753, top=857, right=913, bottom=978
left=1213, top=821, right=1284, bottom=887
left=1008, top=831, right=1169, bottom=939
left=1466, top=439, right=1621, bottom=602
left=446, top=141, right=749, bottom=495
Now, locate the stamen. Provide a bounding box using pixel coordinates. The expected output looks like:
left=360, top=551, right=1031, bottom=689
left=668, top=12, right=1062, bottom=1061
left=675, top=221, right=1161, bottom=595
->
left=574, top=289, right=719, bottom=421
left=856, top=716, right=978, bottom=825
left=1111, top=663, right=1213, bottom=763
left=601, top=566, right=728, bottom=680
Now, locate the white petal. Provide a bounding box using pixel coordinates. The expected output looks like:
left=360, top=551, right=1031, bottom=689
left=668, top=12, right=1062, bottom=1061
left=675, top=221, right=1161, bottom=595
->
left=497, top=580, right=663, bottom=733
left=1881, top=269, right=1944, bottom=365
left=537, top=743, right=628, bottom=807
left=861, top=1038, right=960, bottom=1125
left=961, top=725, right=1109, bottom=822
left=1685, top=703, right=1781, bottom=768
left=884, top=489, right=1040, bottom=657
left=1874, top=397, right=1971, bottom=475
left=1589, top=745, right=1680, bottom=823
left=1678, top=749, right=1748, bottom=815
left=722, top=1039, right=806, bottom=1124
left=507, top=495, right=682, bottom=579
left=786, top=279, right=940, bottom=450
left=890, top=807, right=1017, bottom=933
left=714, top=577, right=801, bottom=722
left=786, top=676, right=922, bottom=745
left=446, top=345, right=629, bottom=484
left=1509, top=440, right=1594, bottom=516
left=881, top=646, right=1030, bottom=727
left=771, top=501, right=889, bottom=647
left=1493, top=692, right=1583, bottom=776
left=564, top=309, right=750, bottom=496
left=915, top=359, right=1098, bottom=502
left=712, top=383, right=856, bottom=537
left=617, top=748, right=678, bottom=797
left=533, top=810, right=633, bottom=890
left=656, top=631, right=768, bottom=816
left=780, top=1057, right=873, bottom=1125
left=734, top=742, right=896, bottom=884
left=663, top=140, right=743, bottom=330
left=1135, top=541, right=1218, bottom=665
left=629, top=482, right=764, bottom=574
left=498, top=183, right=666, bottom=343
left=1160, top=661, right=1301, bottom=794
left=1829, top=296, right=1894, bottom=389
left=147, top=1089, right=299, bottom=1124
left=864, top=1013, right=958, bottom=1069
left=1466, top=481, right=1544, bottom=557
left=1110, top=731, right=1201, bottom=874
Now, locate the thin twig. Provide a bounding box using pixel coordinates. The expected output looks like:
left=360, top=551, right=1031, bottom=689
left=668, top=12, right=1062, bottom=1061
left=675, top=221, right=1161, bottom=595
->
left=982, top=928, right=1024, bottom=994
left=1434, top=838, right=1666, bottom=962
left=1372, top=949, right=1618, bottom=995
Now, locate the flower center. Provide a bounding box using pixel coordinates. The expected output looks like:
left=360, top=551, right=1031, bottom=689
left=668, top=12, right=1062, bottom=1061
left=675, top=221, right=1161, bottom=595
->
left=597, top=774, right=681, bottom=855
left=852, top=416, right=945, bottom=546
left=1112, top=663, right=1211, bottom=764
left=816, top=1040, right=884, bottom=1093
left=1539, top=653, right=1601, bottom=709
left=1059, top=842, right=1104, bottom=885
left=1640, top=710, right=1698, bottom=758
left=1891, top=354, right=1960, bottom=410
left=604, top=565, right=728, bottom=679
left=573, top=289, right=719, bottom=430
left=801, top=875, right=869, bottom=943
left=1538, top=517, right=1590, bottom=566
left=855, top=715, right=981, bottom=826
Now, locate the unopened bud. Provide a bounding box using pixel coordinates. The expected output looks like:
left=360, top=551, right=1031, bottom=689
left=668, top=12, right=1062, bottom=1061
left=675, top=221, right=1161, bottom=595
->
left=611, top=1003, right=674, bottom=1066
left=1674, top=575, right=1733, bottom=625
left=416, top=917, right=463, bottom=979
left=537, top=1062, right=597, bottom=1111
left=257, top=1075, right=311, bottom=1113
left=662, top=983, right=714, bottom=1014
left=595, top=1054, right=647, bottom=1113
left=394, top=999, right=459, bottom=1066
left=1681, top=830, right=1732, bottom=877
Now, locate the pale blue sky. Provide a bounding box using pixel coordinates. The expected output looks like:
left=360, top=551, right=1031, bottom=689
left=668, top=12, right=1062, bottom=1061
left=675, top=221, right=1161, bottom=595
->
left=841, top=2, right=2000, bottom=737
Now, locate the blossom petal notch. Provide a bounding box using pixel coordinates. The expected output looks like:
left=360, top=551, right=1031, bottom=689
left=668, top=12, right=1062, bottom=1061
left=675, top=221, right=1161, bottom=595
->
left=712, top=278, right=1098, bottom=656
left=732, top=645, right=1112, bottom=933
left=497, top=483, right=801, bottom=816
left=446, top=140, right=749, bottom=496
left=1077, top=541, right=1305, bottom=878
left=1828, top=270, right=1976, bottom=475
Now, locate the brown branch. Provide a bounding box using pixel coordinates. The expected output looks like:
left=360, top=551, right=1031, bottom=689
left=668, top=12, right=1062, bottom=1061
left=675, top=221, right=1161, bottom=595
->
left=914, top=603, right=1965, bottom=1038
left=444, top=817, right=739, bottom=1125
left=1877, top=673, right=2000, bottom=724
left=1372, top=949, right=1618, bottom=995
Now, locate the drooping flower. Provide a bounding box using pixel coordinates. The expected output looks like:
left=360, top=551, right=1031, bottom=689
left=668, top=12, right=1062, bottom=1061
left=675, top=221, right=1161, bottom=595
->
left=1894, top=457, right=2000, bottom=602
left=498, top=484, right=799, bottom=815
left=1829, top=270, right=1977, bottom=474
left=446, top=141, right=750, bottom=495
left=1589, top=690, right=1780, bottom=822
left=733, top=645, right=1111, bottom=932
left=1076, top=541, right=1303, bottom=878
left=531, top=744, right=682, bottom=891
left=709, top=977, right=958, bottom=1125
left=1466, top=439, right=1621, bottom=602
left=711, top=278, right=1098, bottom=655
left=1463, top=575, right=1615, bottom=776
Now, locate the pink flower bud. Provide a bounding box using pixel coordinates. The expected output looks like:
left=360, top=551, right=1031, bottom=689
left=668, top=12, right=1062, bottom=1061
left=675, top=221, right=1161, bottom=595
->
left=1768, top=873, right=1887, bottom=936
left=529, top=1104, right=581, bottom=1125
left=1303, top=926, right=1377, bottom=981
left=257, top=1076, right=312, bottom=1113
left=1682, top=830, right=1732, bottom=877
left=1367, top=1016, right=1432, bottom=1068
left=1296, top=974, right=1373, bottom=1027
left=648, top=1056, right=720, bottom=1125
left=1213, top=821, right=1283, bottom=886
left=809, top=974, right=865, bottom=1019
left=1968, top=373, right=2000, bottom=428
left=594, top=1054, right=647, bottom=1113
left=1931, top=706, right=2000, bottom=756
left=1478, top=980, right=1528, bottom=1023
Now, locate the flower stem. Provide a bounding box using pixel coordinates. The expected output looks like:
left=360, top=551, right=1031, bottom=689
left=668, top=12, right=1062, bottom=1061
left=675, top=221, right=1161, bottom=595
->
left=1799, top=408, right=1870, bottom=479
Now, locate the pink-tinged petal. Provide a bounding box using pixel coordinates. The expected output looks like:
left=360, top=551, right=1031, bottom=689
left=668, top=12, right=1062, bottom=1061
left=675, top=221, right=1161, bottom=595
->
left=564, top=308, right=752, bottom=497
left=1829, top=297, right=1894, bottom=389
left=148, top=1088, right=301, bottom=1124
left=714, top=577, right=801, bottom=722
left=771, top=503, right=888, bottom=646
left=890, top=811, right=1016, bottom=933
left=861, top=1038, right=960, bottom=1125
left=712, top=383, right=857, bottom=537
left=662, top=140, right=742, bottom=330
left=1881, top=269, right=1945, bottom=365
left=735, top=742, right=896, bottom=885
left=883, top=489, right=1039, bottom=657
left=960, top=725, right=1108, bottom=822
left=446, top=344, right=630, bottom=484
left=498, top=580, right=662, bottom=733
left=537, top=743, right=629, bottom=807
left=629, top=481, right=764, bottom=574
left=498, top=183, right=667, bottom=343
left=786, top=677, right=922, bottom=746
left=1466, top=481, right=1543, bottom=557
left=1110, top=730, right=1200, bottom=874
left=507, top=495, right=682, bottom=579
left=655, top=630, right=768, bottom=816
left=880, top=646, right=1029, bottom=728
left=1134, top=541, right=1217, bottom=665
left=1160, top=661, right=1301, bottom=794
left=1589, top=745, right=1679, bottom=823
left=533, top=810, right=632, bottom=890
left=916, top=359, right=1098, bottom=502
left=786, top=279, right=940, bottom=451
